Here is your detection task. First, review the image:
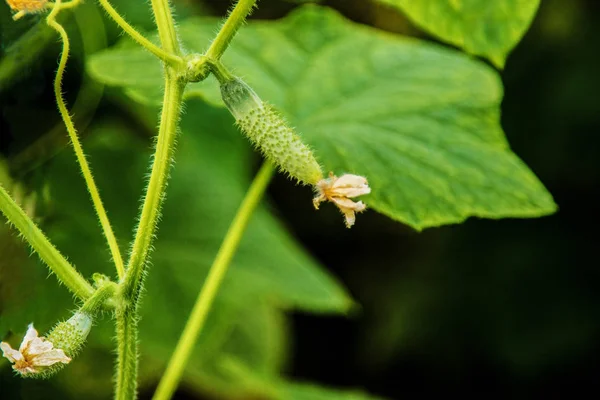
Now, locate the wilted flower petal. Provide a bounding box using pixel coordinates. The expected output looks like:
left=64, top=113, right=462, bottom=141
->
left=1, top=342, right=23, bottom=363
left=20, top=324, right=38, bottom=352
left=1, top=323, right=71, bottom=376
left=30, top=348, right=71, bottom=367
left=313, top=173, right=371, bottom=228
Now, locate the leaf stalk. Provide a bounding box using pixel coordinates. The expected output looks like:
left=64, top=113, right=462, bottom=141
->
left=152, top=162, right=275, bottom=400
left=96, top=0, right=183, bottom=66
left=206, top=0, right=258, bottom=61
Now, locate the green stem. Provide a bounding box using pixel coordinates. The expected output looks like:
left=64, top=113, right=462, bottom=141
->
left=149, top=0, right=181, bottom=55
left=208, top=59, right=235, bottom=84
left=206, top=0, right=258, bottom=60
left=0, top=184, right=94, bottom=299
left=123, top=74, right=184, bottom=297
left=115, top=73, right=184, bottom=400
left=46, top=1, right=126, bottom=280
left=80, top=280, right=118, bottom=314
left=122, top=0, right=183, bottom=299
left=10, top=3, right=107, bottom=177
left=152, top=162, right=275, bottom=400
left=114, top=1, right=183, bottom=397
left=96, top=0, right=183, bottom=66
left=115, top=302, right=139, bottom=400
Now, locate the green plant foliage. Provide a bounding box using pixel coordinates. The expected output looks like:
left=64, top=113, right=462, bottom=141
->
left=1, top=1, right=566, bottom=398
left=87, top=5, right=556, bottom=231
left=0, top=101, right=351, bottom=396
left=219, top=357, right=388, bottom=400
left=0, top=227, right=75, bottom=343
left=376, top=0, right=541, bottom=67
left=141, top=297, right=289, bottom=398
left=278, top=382, right=385, bottom=400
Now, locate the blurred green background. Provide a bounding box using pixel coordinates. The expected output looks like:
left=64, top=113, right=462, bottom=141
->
left=1, top=0, right=599, bottom=398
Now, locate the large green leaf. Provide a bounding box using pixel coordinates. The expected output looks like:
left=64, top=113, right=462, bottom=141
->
left=88, top=5, right=556, bottom=231
left=376, top=0, right=541, bottom=67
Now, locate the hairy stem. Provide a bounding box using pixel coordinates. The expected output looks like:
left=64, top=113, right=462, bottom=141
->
left=123, top=74, right=184, bottom=298
left=149, top=0, right=181, bottom=56
left=115, top=72, right=184, bottom=399
left=0, top=184, right=94, bottom=299
left=208, top=59, right=235, bottom=83
left=115, top=302, right=139, bottom=400
left=114, top=0, right=184, bottom=397
left=46, top=1, right=126, bottom=279
left=206, top=0, right=258, bottom=61
left=96, top=0, right=183, bottom=66
left=120, top=0, right=182, bottom=291
left=80, top=280, right=118, bottom=314
left=152, top=162, right=275, bottom=400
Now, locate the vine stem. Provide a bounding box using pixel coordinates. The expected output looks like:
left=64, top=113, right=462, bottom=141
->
left=96, top=0, right=183, bottom=66
left=115, top=73, right=184, bottom=400
left=149, top=0, right=181, bottom=56
left=152, top=162, right=275, bottom=400
left=0, top=184, right=94, bottom=299
left=206, top=0, right=258, bottom=60
left=115, top=0, right=184, bottom=394
left=123, top=76, right=183, bottom=297
left=46, top=0, right=126, bottom=279
left=114, top=301, right=139, bottom=400
left=123, top=0, right=182, bottom=299
left=115, top=0, right=262, bottom=397
left=80, top=280, right=118, bottom=314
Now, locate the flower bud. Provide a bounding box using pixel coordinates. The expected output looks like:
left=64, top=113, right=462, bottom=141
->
left=220, top=77, right=324, bottom=185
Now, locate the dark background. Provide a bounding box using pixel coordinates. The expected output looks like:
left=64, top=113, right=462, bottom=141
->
left=1, top=0, right=599, bottom=398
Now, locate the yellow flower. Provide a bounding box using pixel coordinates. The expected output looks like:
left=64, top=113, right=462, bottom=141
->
left=5, top=0, right=47, bottom=13
left=1, top=324, right=71, bottom=376
left=313, top=173, right=371, bottom=228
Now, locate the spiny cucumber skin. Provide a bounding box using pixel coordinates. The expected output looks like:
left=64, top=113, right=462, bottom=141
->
left=46, top=312, right=92, bottom=356
left=221, top=78, right=324, bottom=185
left=238, top=106, right=324, bottom=185
left=32, top=312, right=92, bottom=379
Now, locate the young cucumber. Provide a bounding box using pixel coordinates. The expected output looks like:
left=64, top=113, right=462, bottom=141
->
left=220, top=77, right=324, bottom=185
